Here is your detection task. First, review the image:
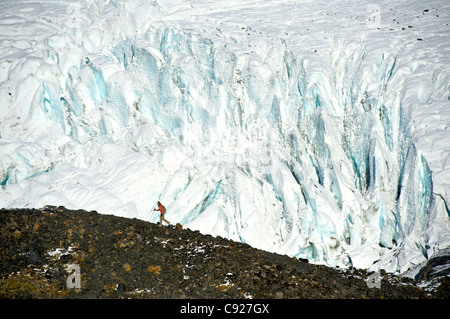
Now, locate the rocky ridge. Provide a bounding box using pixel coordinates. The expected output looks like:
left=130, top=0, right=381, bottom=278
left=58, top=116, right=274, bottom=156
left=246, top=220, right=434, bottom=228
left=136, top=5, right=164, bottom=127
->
left=0, top=207, right=448, bottom=299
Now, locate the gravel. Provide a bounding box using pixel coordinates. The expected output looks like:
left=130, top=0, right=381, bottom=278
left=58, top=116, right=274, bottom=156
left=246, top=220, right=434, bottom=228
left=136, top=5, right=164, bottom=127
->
left=0, top=207, right=448, bottom=299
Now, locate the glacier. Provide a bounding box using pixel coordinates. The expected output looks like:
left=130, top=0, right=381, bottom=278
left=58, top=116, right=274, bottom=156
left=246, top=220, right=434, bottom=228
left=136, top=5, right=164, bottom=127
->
left=1, top=0, right=450, bottom=277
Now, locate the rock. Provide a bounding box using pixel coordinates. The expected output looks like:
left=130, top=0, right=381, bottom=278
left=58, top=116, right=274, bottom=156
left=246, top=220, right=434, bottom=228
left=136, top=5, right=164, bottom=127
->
left=45, top=267, right=62, bottom=279
left=42, top=205, right=57, bottom=211
left=28, top=249, right=42, bottom=265
left=59, top=254, right=73, bottom=263
left=416, top=254, right=450, bottom=281
left=56, top=206, right=66, bottom=213
left=298, top=258, right=309, bottom=263
left=175, top=223, right=183, bottom=231
left=117, top=283, right=126, bottom=293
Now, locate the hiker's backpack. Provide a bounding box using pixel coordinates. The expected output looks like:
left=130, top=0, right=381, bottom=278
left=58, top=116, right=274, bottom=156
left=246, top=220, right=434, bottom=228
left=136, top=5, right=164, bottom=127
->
left=162, top=205, right=167, bottom=214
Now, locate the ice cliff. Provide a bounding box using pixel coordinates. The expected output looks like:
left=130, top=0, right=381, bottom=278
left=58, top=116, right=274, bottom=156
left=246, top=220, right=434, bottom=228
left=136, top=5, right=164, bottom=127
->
left=1, top=0, right=449, bottom=276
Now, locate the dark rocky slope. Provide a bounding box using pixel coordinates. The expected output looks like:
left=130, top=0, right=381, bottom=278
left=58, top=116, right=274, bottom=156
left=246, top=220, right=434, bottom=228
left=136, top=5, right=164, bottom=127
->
left=0, top=207, right=448, bottom=299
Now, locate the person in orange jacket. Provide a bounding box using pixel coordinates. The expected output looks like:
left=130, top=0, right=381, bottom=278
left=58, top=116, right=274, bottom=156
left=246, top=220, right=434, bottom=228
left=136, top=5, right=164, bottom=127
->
left=154, top=201, right=171, bottom=227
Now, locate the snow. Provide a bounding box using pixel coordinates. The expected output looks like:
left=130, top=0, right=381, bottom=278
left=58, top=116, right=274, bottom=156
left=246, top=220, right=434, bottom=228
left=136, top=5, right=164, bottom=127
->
left=1, top=0, right=450, bottom=276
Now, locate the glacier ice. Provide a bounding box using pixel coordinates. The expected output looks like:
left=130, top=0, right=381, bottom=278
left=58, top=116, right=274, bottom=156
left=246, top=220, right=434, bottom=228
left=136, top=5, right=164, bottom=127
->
left=1, top=0, right=450, bottom=276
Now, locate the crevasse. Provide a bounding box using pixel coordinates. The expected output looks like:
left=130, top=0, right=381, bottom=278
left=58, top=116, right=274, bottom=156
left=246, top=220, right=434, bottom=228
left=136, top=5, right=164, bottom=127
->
left=71, top=24, right=436, bottom=267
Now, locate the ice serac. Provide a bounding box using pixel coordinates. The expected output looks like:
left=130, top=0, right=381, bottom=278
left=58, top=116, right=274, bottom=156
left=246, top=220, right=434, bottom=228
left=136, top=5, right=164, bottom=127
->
left=1, top=0, right=449, bottom=276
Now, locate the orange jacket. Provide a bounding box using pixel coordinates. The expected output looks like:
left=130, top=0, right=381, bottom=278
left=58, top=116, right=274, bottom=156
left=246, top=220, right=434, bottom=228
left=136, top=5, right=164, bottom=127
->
left=155, top=202, right=166, bottom=214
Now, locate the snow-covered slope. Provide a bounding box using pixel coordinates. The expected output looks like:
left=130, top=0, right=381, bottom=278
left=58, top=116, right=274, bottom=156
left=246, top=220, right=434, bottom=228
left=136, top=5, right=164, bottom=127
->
left=1, top=0, right=449, bottom=276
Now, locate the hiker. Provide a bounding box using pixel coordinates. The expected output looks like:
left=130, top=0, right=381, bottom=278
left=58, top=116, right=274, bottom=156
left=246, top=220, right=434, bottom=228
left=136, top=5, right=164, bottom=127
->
left=154, top=201, right=171, bottom=227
